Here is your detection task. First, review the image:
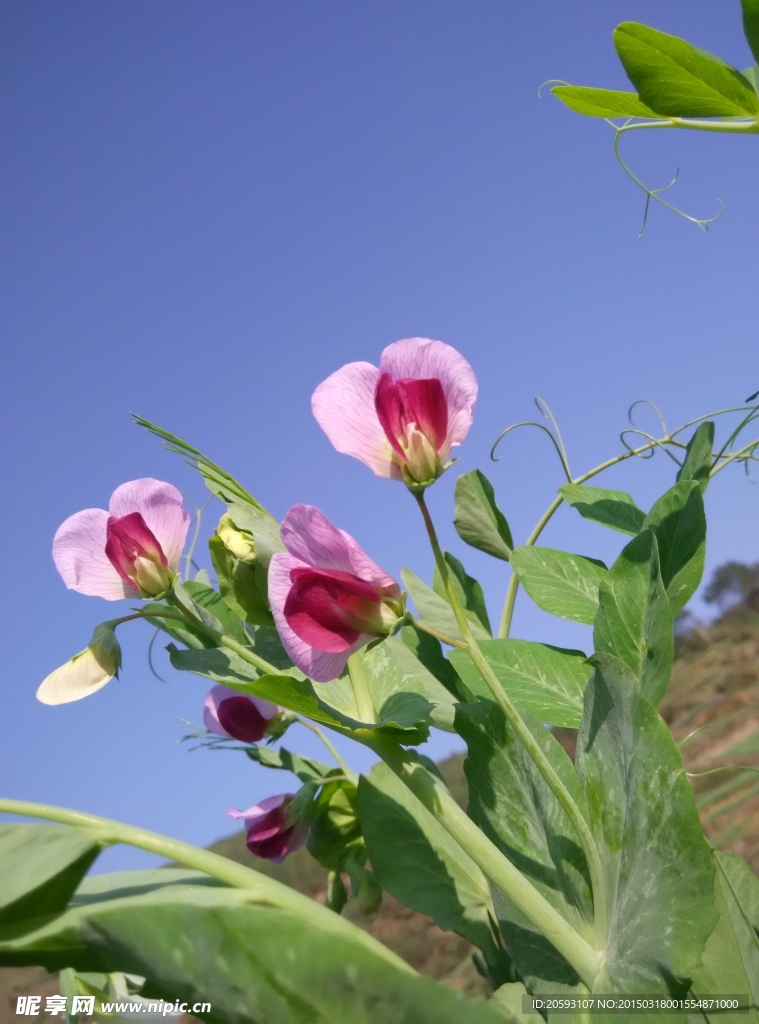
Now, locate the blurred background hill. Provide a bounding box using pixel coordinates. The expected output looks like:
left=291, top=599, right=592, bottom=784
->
left=3, top=564, right=759, bottom=1020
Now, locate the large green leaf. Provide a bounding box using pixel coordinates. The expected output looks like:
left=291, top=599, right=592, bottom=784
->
left=358, top=763, right=508, bottom=979
left=576, top=654, right=716, bottom=992
left=593, top=530, right=673, bottom=706
left=361, top=635, right=458, bottom=731
left=642, top=480, right=706, bottom=615
left=558, top=484, right=645, bottom=536
left=450, top=640, right=591, bottom=728
left=676, top=422, right=714, bottom=494
left=742, top=0, right=759, bottom=66
left=688, top=852, right=759, bottom=1021
left=0, top=869, right=505, bottom=1024
left=551, top=86, right=663, bottom=119
left=400, top=624, right=465, bottom=700
left=509, top=547, right=607, bottom=625
left=454, top=470, right=513, bottom=562
left=433, top=553, right=492, bottom=636
left=613, top=22, right=759, bottom=117
left=402, top=567, right=491, bottom=642
left=456, top=701, right=593, bottom=992
left=183, top=580, right=249, bottom=644
left=0, top=825, right=103, bottom=926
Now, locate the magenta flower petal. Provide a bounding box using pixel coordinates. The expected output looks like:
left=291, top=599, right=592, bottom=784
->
left=279, top=505, right=399, bottom=593
left=226, top=794, right=307, bottom=862
left=109, top=479, right=190, bottom=570
left=379, top=338, right=477, bottom=453
left=311, top=361, right=399, bottom=479
left=203, top=684, right=279, bottom=742
left=53, top=509, right=134, bottom=600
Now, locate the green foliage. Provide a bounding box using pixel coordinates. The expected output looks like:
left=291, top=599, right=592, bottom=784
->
left=742, top=0, right=759, bottom=66
left=456, top=701, right=592, bottom=993
left=399, top=624, right=465, bottom=699
left=594, top=530, right=674, bottom=705
left=642, top=480, right=706, bottom=615
left=558, top=484, right=645, bottom=536
left=0, top=826, right=103, bottom=927
left=433, top=552, right=492, bottom=636
left=509, top=547, right=607, bottom=624
left=454, top=470, right=513, bottom=561
left=676, top=422, right=714, bottom=494
left=450, top=640, right=591, bottom=728
left=551, top=86, right=662, bottom=119
left=613, top=23, right=759, bottom=117
left=307, top=780, right=363, bottom=871
left=402, top=566, right=490, bottom=641
left=577, top=654, right=717, bottom=992
left=209, top=534, right=273, bottom=627
left=245, top=745, right=333, bottom=784
left=361, top=635, right=458, bottom=732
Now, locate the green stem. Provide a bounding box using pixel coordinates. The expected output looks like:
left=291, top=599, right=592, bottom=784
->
left=347, top=651, right=376, bottom=724
left=414, top=491, right=608, bottom=951
left=366, top=736, right=600, bottom=987
left=410, top=616, right=469, bottom=650
left=294, top=716, right=358, bottom=785
left=0, top=799, right=411, bottom=968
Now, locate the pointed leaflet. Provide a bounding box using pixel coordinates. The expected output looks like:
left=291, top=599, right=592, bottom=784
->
left=742, top=0, right=759, bottom=65
left=0, top=826, right=103, bottom=926
left=676, top=422, right=714, bottom=494
left=0, top=869, right=505, bottom=1024
left=559, top=484, right=645, bottom=536
left=450, top=640, right=591, bottom=728
left=433, top=552, right=492, bottom=636
left=357, top=762, right=508, bottom=979
left=594, top=530, right=674, bottom=706
left=576, top=654, right=716, bottom=992
left=455, top=701, right=593, bottom=992
left=551, top=86, right=664, bottom=119
left=454, top=470, right=513, bottom=561
left=642, top=480, right=706, bottom=615
left=402, top=566, right=491, bottom=641
left=613, top=23, right=759, bottom=117
left=509, top=547, right=607, bottom=625
left=360, top=634, right=458, bottom=732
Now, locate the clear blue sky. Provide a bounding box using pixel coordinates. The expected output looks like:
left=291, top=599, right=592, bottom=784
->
left=2, top=0, right=758, bottom=871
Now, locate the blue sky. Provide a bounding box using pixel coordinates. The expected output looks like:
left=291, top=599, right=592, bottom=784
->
left=2, top=0, right=758, bottom=871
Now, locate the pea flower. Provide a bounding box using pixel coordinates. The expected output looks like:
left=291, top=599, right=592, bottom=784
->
left=227, top=794, right=307, bottom=861
left=53, top=479, right=190, bottom=600
left=269, top=504, right=403, bottom=682
left=37, top=624, right=121, bottom=705
left=203, top=685, right=281, bottom=743
left=312, top=337, right=477, bottom=488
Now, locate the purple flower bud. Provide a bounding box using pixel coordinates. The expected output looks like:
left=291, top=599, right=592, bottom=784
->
left=227, top=794, right=307, bottom=861
left=203, top=685, right=281, bottom=743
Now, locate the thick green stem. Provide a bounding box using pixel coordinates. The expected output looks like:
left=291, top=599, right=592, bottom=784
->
left=414, top=491, right=608, bottom=951
left=0, top=798, right=410, bottom=969
left=366, top=737, right=600, bottom=987
left=347, top=651, right=376, bottom=724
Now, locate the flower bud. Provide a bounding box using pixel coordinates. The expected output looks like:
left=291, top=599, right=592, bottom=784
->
left=227, top=794, right=307, bottom=861
left=203, top=685, right=281, bottom=743
left=37, top=624, right=122, bottom=705
left=216, top=513, right=256, bottom=562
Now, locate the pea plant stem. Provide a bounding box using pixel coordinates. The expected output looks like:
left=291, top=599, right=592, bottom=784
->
left=347, top=651, right=377, bottom=724
left=414, top=490, right=608, bottom=952
left=294, top=716, right=358, bottom=785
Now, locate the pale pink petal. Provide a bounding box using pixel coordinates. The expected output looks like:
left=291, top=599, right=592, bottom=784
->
left=380, top=338, right=478, bottom=453
left=269, top=551, right=370, bottom=682
left=279, top=505, right=398, bottom=592
left=53, top=509, right=134, bottom=600
left=226, top=793, right=290, bottom=824
left=312, top=362, right=400, bottom=479
left=109, top=479, right=190, bottom=570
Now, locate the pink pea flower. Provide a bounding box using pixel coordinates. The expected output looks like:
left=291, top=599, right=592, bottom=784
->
left=269, top=504, right=404, bottom=683
left=53, top=479, right=191, bottom=600
left=227, top=794, right=307, bottom=862
left=312, top=337, right=477, bottom=488
left=203, top=685, right=281, bottom=743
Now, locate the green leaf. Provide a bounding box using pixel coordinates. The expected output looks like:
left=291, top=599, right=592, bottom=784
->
left=676, top=421, right=714, bottom=494
left=400, top=624, right=466, bottom=700
left=456, top=701, right=593, bottom=992
left=642, top=480, right=706, bottom=615
left=559, top=484, right=646, bottom=536
left=744, top=64, right=759, bottom=93
left=245, top=745, right=333, bottom=784
left=593, top=530, right=674, bottom=706
left=577, top=653, right=717, bottom=991
left=0, top=825, right=103, bottom=926
left=226, top=504, right=286, bottom=614
left=742, top=0, right=759, bottom=66
left=0, top=868, right=505, bottom=1024
left=613, top=22, right=759, bottom=117
left=402, top=567, right=491, bottom=642
left=450, top=640, right=591, bottom=728
left=433, top=552, right=492, bottom=636
left=183, top=580, right=248, bottom=644
left=361, top=634, right=458, bottom=732
left=307, top=780, right=363, bottom=871
left=492, top=983, right=546, bottom=1024
left=358, top=763, right=507, bottom=977
left=142, top=604, right=213, bottom=650
left=454, top=470, right=513, bottom=561
left=551, top=85, right=664, bottom=119
left=509, top=547, right=607, bottom=625
left=689, top=852, right=759, bottom=1017
left=209, top=535, right=274, bottom=627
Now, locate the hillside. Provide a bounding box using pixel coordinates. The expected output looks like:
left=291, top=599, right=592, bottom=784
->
left=3, top=612, right=758, bottom=1019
